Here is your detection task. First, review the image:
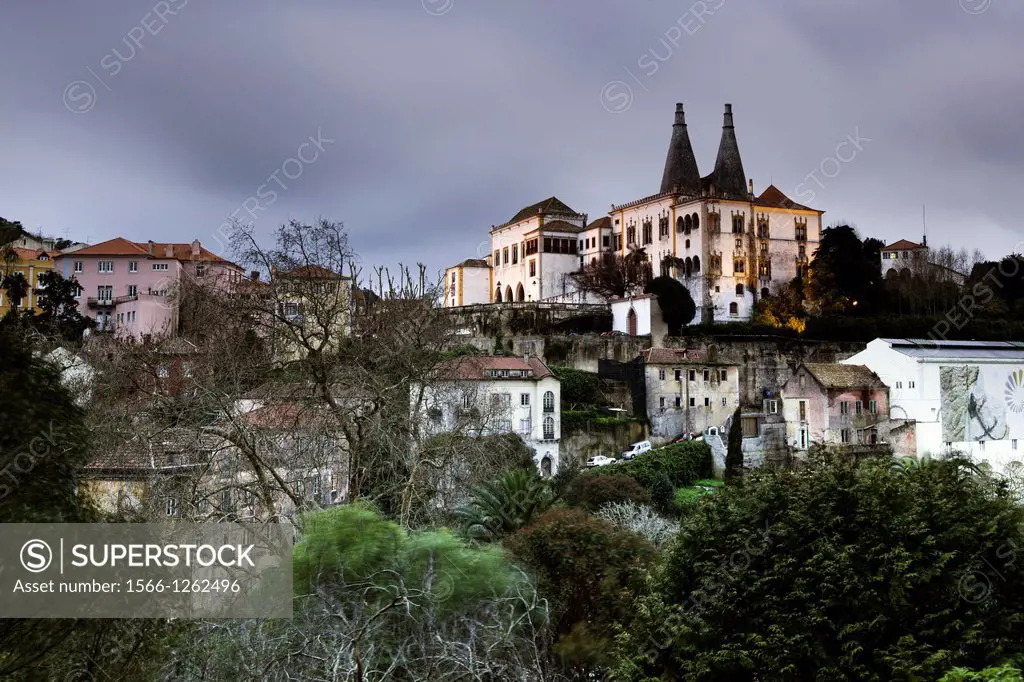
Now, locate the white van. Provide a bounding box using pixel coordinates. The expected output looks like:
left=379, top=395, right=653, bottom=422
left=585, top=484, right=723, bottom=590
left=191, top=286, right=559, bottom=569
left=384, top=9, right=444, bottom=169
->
left=621, top=440, right=652, bottom=460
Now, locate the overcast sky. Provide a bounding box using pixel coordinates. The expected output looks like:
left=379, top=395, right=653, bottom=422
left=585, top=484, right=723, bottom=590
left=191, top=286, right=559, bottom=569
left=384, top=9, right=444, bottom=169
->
left=2, top=0, right=1022, bottom=277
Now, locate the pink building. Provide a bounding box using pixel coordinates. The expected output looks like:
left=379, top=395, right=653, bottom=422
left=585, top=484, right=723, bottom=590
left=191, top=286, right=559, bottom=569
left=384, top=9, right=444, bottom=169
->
left=54, top=238, right=243, bottom=341
left=781, top=363, right=890, bottom=452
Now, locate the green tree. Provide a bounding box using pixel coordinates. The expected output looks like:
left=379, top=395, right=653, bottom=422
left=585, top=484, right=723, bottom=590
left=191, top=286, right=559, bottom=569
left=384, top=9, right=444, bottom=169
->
left=644, top=275, right=696, bottom=334
left=171, top=505, right=554, bottom=681
left=615, top=450, right=1024, bottom=681
left=455, top=468, right=553, bottom=541
left=724, top=406, right=743, bottom=483
left=1, top=271, right=29, bottom=315
left=565, top=473, right=651, bottom=511
left=506, top=507, right=656, bottom=676
left=807, top=225, right=881, bottom=315
left=32, top=270, right=92, bottom=340
left=940, top=664, right=1024, bottom=681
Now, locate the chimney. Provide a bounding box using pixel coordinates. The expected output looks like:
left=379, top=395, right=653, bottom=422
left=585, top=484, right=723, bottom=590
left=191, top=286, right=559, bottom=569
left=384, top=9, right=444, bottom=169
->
left=147, top=240, right=154, bottom=255
left=748, top=179, right=754, bottom=195
left=723, top=102, right=734, bottom=128
left=164, top=244, right=173, bottom=258
left=249, top=271, right=259, bottom=282
left=190, top=239, right=200, bottom=257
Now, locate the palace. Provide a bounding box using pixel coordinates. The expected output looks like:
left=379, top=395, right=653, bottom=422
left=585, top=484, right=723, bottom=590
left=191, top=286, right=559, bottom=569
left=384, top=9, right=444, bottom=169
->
left=444, top=102, right=825, bottom=323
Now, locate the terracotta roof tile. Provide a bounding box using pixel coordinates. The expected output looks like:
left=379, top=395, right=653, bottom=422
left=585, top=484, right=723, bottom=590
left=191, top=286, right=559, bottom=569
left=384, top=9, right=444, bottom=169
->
left=754, top=184, right=815, bottom=211
left=68, top=238, right=232, bottom=263
left=640, top=348, right=714, bottom=365
left=801, top=363, right=885, bottom=389
left=884, top=239, right=926, bottom=251
left=434, top=355, right=554, bottom=381
left=541, top=220, right=587, bottom=234
left=457, top=258, right=489, bottom=268
left=586, top=217, right=612, bottom=230
left=507, top=197, right=582, bottom=225
left=69, top=237, right=150, bottom=257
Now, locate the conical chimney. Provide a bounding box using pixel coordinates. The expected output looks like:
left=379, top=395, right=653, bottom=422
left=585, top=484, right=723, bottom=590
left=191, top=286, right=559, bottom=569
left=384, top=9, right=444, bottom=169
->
left=660, top=103, right=701, bottom=196
left=710, top=103, right=748, bottom=199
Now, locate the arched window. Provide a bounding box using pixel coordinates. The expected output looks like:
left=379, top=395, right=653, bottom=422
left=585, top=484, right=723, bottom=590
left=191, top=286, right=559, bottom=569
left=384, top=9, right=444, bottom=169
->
left=729, top=302, right=739, bottom=316
left=505, top=285, right=513, bottom=301
left=685, top=257, right=693, bottom=277
left=627, top=308, right=638, bottom=335
left=541, top=455, right=553, bottom=477
left=543, top=416, right=555, bottom=440
left=761, top=287, right=770, bottom=298
left=685, top=239, right=690, bottom=249
left=692, top=213, right=700, bottom=231
left=543, top=391, right=555, bottom=412
left=736, top=283, right=744, bottom=296
left=516, top=283, right=525, bottom=301
left=684, top=214, right=692, bottom=235
left=676, top=216, right=685, bottom=233
left=494, top=287, right=502, bottom=302
left=693, top=256, right=701, bottom=273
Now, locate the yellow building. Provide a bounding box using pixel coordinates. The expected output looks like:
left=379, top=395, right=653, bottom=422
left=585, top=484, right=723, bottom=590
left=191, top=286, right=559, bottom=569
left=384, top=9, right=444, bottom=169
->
left=0, top=246, right=56, bottom=314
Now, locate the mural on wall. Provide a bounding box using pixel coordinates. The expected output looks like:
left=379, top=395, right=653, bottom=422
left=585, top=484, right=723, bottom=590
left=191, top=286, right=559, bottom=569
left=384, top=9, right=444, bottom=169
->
left=941, top=366, right=1024, bottom=442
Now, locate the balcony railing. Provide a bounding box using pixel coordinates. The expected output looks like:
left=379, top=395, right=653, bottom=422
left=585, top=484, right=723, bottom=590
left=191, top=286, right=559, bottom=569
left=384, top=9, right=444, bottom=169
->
left=112, top=294, right=138, bottom=305
left=86, top=297, right=114, bottom=309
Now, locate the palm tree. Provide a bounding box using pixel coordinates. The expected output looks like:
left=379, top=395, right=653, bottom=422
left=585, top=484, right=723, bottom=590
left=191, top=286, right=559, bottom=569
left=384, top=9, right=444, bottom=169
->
left=455, top=468, right=552, bottom=542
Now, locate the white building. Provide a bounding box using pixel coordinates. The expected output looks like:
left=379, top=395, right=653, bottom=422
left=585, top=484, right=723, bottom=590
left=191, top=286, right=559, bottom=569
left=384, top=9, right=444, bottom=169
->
left=640, top=348, right=740, bottom=442
left=611, top=294, right=667, bottom=341
left=843, top=338, right=1024, bottom=473
left=413, top=355, right=562, bottom=475
left=442, top=102, right=826, bottom=320
left=444, top=258, right=491, bottom=308
left=880, top=239, right=929, bottom=280
left=609, top=103, right=824, bottom=323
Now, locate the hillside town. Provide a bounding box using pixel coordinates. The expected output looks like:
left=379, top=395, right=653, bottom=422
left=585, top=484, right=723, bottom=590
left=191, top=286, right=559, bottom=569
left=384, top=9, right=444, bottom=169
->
left=3, top=3, right=1024, bottom=679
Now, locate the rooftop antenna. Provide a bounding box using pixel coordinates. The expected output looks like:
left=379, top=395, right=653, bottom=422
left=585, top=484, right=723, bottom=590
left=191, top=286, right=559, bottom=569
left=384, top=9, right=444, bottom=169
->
left=922, top=205, right=927, bottom=247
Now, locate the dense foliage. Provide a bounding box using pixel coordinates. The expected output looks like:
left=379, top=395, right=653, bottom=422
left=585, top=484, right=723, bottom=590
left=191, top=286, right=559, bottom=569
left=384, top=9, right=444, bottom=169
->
left=550, top=365, right=602, bottom=406
left=506, top=508, right=656, bottom=675
left=565, top=473, right=651, bottom=511
left=454, top=468, right=553, bottom=541
left=615, top=451, right=1024, bottom=681
left=725, top=406, right=743, bottom=483
left=644, top=275, right=697, bottom=334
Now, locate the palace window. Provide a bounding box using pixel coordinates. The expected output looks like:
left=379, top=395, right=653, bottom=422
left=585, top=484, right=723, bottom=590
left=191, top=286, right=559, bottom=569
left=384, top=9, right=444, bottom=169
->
left=757, top=218, right=770, bottom=238
left=642, top=220, right=653, bottom=245
left=708, top=213, right=721, bottom=234
left=676, top=216, right=685, bottom=233
left=627, top=226, right=636, bottom=245
left=529, top=260, right=536, bottom=277
left=734, top=259, right=745, bottom=274
left=732, top=214, right=745, bottom=234
left=736, top=283, right=744, bottom=296
left=503, top=247, right=509, bottom=265
left=795, top=224, right=807, bottom=241
left=659, top=216, right=669, bottom=238
left=512, top=244, right=518, bottom=264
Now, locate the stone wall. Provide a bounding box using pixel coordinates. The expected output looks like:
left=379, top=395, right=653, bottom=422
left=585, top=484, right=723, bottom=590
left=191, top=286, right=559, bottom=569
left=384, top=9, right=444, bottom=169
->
left=561, top=420, right=649, bottom=468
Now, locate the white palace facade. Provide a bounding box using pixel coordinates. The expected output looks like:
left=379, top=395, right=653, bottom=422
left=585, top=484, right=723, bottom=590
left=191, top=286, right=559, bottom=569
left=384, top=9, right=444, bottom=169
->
left=444, top=102, right=825, bottom=324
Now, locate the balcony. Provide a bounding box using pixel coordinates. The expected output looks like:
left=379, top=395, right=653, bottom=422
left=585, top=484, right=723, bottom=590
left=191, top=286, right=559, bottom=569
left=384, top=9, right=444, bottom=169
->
left=86, top=297, right=114, bottom=309
left=112, top=294, right=138, bottom=305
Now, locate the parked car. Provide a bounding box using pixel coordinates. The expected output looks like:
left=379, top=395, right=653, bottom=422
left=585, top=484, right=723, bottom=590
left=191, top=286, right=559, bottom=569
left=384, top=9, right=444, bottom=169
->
left=586, top=455, right=617, bottom=467
left=621, top=440, right=652, bottom=460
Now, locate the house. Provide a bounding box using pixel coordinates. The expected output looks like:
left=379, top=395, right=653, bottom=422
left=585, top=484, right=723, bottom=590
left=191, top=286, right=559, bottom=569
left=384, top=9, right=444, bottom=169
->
left=413, top=355, right=561, bottom=475
left=53, top=238, right=244, bottom=340
left=640, top=347, right=740, bottom=442
left=0, top=247, right=55, bottom=314
left=611, top=294, right=667, bottom=340
left=444, top=259, right=491, bottom=308
left=781, top=363, right=890, bottom=452
left=268, top=264, right=352, bottom=363
left=880, top=238, right=965, bottom=286
left=842, top=338, right=1024, bottom=473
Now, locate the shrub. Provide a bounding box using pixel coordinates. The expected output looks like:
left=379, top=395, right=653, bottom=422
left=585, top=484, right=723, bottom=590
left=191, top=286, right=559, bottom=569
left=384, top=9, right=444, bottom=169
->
left=596, top=501, right=680, bottom=547
left=551, top=365, right=602, bottom=406
left=615, top=450, right=1024, bottom=681
left=565, top=474, right=650, bottom=511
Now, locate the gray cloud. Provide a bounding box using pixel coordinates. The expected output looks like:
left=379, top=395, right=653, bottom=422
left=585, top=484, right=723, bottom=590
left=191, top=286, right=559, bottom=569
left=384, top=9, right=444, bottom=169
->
left=1, top=0, right=1022, bottom=281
